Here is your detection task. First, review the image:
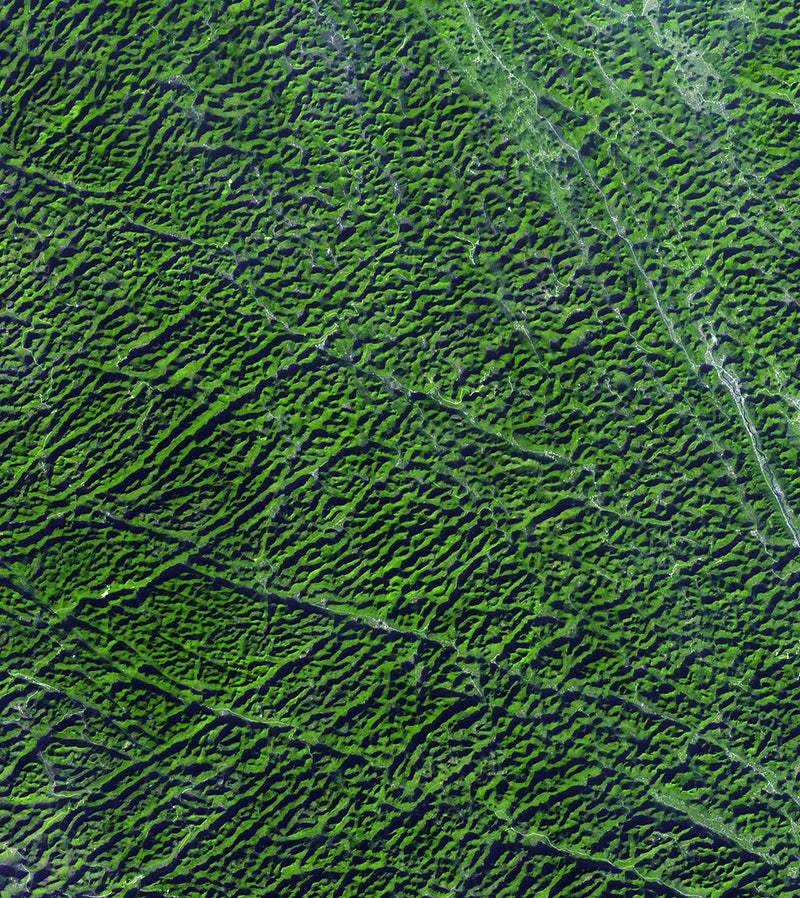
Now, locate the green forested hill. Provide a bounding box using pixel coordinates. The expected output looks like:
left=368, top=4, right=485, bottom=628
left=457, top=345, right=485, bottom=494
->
left=2, top=0, right=800, bottom=895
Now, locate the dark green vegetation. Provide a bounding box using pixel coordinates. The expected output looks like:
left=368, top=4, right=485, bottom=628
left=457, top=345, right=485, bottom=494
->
left=1, top=0, right=800, bottom=894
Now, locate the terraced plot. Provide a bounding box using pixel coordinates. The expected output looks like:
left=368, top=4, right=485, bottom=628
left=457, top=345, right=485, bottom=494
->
left=2, top=0, right=800, bottom=895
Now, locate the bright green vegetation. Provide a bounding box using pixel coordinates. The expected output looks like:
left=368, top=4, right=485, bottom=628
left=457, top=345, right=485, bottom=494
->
left=1, top=0, right=800, bottom=895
